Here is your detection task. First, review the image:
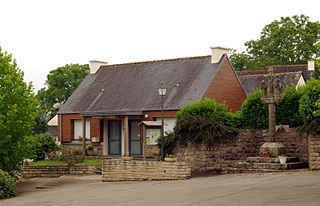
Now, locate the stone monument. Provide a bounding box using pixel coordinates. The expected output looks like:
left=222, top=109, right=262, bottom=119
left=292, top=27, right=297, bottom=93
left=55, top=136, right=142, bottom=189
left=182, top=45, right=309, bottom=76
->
left=260, top=68, right=285, bottom=157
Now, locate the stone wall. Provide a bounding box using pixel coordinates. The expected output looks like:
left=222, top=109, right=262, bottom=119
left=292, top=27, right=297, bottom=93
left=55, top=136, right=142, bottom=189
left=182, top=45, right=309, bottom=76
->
left=173, top=128, right=309, bottom=172
left=309, top=135, right=320, bottom=170
left=145, top=145, right=158, bottom=158
left=22, top=165, right=101, bottom=178
left=102, top=159, right=191, bottom=181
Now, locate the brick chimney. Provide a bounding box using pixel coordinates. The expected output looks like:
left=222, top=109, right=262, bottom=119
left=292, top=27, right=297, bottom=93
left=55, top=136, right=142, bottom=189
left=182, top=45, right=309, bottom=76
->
left=307, top=59, right=315, bottom=71
left=89, top=60, right=108, bottom=74
left=210, top=46, right=230, bottom=63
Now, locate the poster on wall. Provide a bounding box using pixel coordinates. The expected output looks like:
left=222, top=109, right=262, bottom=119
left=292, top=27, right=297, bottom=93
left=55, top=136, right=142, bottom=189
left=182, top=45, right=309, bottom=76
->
left=146, top=128, right=161, bottom=145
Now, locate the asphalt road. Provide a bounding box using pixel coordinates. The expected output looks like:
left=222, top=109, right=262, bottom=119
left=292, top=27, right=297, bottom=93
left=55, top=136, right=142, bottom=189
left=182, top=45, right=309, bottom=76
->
left=2, top=170, right=320, bottom=206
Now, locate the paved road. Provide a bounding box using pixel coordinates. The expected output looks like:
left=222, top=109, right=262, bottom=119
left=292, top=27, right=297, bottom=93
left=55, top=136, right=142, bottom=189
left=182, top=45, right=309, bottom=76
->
left=2, top=171, right=320, bottom=206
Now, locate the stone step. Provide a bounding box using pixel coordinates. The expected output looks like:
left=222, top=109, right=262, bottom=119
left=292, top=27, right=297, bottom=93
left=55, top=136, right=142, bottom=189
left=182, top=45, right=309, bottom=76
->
left=246, top=156, right=299, bottom=163
left=233, top=161, right=307, bottom=173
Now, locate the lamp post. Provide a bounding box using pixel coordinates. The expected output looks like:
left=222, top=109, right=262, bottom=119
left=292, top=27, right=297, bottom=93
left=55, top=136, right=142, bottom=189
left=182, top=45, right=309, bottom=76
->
left=158, top=83, right=166, bottom=161
left=53, top=102, right=63, bottom=150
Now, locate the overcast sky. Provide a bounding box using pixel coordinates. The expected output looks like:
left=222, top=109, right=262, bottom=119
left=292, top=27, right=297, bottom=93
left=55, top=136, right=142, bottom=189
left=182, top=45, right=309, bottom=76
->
left=1, top=0, right=319, bottom=92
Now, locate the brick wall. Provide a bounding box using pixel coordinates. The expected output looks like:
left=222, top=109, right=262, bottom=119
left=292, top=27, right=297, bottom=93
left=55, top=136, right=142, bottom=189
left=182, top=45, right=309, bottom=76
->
left=202, top=57, right=247, bottom=112
left=309, top=135, right=320, bottom=170
left=22, top=165, right=101, bottom=178
left=173, top=128, right=309, bottom=172
left=102, top=159, right=191, bottom=181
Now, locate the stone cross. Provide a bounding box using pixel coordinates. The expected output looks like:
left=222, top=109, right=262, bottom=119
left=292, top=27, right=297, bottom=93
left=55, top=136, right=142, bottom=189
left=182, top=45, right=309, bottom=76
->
left=261, top=68, right=283, bottom=141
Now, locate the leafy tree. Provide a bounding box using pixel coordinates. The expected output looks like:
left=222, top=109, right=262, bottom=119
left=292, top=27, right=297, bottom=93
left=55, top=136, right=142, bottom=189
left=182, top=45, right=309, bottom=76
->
left=33, top=113, right=48, bottom=135
left=37, top=63, right=89, bottom=119
left=231, top=15, right=320, bottom=70
left=0, top=46, right=38, bottom=173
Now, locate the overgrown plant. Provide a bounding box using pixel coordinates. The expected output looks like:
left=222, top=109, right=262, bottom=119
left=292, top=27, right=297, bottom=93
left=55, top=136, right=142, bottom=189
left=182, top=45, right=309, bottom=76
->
left=174, top=114, right=238, bottom=146
left=0, top=169, right=16, bottom=199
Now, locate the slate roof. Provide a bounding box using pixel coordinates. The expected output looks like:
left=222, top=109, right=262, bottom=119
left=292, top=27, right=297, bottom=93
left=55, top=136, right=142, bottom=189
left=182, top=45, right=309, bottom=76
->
left=59, top=55, right=227, bottom=115
left=237, top=64, right=315, bottom=95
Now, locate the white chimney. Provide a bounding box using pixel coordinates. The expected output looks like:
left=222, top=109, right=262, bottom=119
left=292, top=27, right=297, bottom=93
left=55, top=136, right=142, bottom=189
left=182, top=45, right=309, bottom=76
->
left=89, top=60, right=108, bottom=74
left=307, top=59, right=315, bottom=71
left=210, top=46, right=230, bottom=63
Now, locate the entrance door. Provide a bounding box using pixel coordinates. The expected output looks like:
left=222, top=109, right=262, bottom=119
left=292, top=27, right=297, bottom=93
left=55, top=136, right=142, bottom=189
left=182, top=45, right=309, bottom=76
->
left=108, top=120, right=121, bottom=155
left=129, top=120, right=142, bottom=155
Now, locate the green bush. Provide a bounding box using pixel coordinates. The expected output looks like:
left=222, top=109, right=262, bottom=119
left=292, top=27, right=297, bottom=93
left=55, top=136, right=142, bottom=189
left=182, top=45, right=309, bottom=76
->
left=176, top=98, right=233, bottom=123
left=239, top=86, right=304, bottom=129
left=31, top=132, right=60, bottom=161
left=157, top=132, right=177, bottom=157
left=239, top=90, right=268, bottom=129
left=298, top=78, right=320, bottom=133
left=174, top=114, right=238, bottom=146
left=299, top=78, right=320, bottom=123
left=276, top=85, right=303, bottom=127
left=0, top=169, right=16, bottom=199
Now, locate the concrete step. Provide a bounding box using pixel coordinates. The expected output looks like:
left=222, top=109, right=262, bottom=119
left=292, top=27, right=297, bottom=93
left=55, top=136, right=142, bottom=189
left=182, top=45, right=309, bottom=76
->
left=232, top=160, right=308, bottom=173
left=246, top=156, right=299, bottom=163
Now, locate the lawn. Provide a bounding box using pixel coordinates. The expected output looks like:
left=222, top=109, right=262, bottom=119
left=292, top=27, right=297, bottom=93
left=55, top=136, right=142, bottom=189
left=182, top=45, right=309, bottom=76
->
left=29, top=158, right=102, bottom=166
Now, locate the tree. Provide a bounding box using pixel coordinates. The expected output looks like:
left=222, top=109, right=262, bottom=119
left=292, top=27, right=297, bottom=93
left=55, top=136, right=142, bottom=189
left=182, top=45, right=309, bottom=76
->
left=231, top=15, right=320, bottom=70
left=0, top=46, right=38, bottom=173
left=37, top=63, right=89, bottom=119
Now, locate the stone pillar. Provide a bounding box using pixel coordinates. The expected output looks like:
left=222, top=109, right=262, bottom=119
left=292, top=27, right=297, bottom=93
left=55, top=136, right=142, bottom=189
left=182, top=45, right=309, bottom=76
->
left=268, top=104, right=276, bottom=141
left=123, top=116, right=129, bottom=156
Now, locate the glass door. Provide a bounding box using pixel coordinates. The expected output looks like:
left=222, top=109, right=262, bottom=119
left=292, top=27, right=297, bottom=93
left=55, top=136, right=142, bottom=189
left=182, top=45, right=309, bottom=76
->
left=108, top=120, right=121, bottom=155
left=129, top=120, right=142, bottom=155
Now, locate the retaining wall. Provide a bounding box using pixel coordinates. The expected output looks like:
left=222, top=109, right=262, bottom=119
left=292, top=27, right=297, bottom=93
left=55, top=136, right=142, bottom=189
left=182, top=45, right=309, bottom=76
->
left=102, top=159, right=191, bottom=181
left=22, top=165, right=101, bottom=178
left=173, top=128, right=309, bottom=172
left=309, top=135, right=320, bottom=170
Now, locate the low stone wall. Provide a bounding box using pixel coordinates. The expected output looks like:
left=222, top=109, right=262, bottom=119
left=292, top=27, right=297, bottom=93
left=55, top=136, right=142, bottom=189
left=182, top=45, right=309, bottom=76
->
left=309, top=135, right=320, bottom=170
left=102, top=159, right=191, bottom=181
left=173, top=128, right=309, bottom=172
left=145, top=145, right=158, bottom=158
left=22, top=165, right=101, bottom=178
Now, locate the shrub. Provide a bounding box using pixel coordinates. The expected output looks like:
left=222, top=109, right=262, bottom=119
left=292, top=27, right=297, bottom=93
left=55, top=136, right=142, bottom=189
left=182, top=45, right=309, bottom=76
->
left=276, top=85, right=303, bottom=127
left=239, top=89, right=268, bottom=129
left=299, top=78, right=320, bottom=123
left=157, top=131, right=177, bottom=157
left=176, top=98, right=233, bottom=123
left=174, top=114, right=238, bottom=146
left=298, top=78, right=320, bottom=133
left=31, top=132, right=60, bottom=161
left=61, top=151, right=85, bottom=164
left=0, top=169, right=16, bottom=199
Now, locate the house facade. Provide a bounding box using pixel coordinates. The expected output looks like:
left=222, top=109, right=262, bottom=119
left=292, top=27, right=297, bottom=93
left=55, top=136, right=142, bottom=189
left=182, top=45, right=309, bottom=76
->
left=58, top=47, right=247, bottom=157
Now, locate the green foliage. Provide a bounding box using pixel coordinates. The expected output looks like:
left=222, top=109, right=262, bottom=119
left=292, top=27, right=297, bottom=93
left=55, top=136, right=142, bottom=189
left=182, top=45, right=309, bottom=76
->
left=33, top=113, right=48, bottom=135
left=174, top=114, right=238, bottom=146
left=0, top=46, right=38, bottom=173
left=176, top=98, right=233, bottom=122
left=299, top=78, right=320, bottom=123
left=30, top=132, right=60, bottom=161
left=0, top=169, right=16, bottom=199
left=37, top=63, right=89, bottom=119
left=298, top=78, right=320, bottom=133
left=276, top=85, right=303, bottom=127
left=157, top=132, right=177, bottom=157
left=231, top=15, right=320, bottom=70
left=239, top=90, right=268, bottom=129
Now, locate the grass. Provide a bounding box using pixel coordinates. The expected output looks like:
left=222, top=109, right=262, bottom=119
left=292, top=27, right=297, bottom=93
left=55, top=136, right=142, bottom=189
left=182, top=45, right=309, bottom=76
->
left=29, top=158, right=102, bottom=166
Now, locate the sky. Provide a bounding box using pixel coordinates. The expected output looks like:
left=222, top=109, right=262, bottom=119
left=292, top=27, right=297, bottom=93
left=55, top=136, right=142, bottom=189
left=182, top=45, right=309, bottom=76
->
left=0, top=0, right=319, bottom=92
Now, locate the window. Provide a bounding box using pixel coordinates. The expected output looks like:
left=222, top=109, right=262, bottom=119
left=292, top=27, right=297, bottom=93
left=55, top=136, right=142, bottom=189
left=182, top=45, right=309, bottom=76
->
left=73, top=119, right=90, bottom=140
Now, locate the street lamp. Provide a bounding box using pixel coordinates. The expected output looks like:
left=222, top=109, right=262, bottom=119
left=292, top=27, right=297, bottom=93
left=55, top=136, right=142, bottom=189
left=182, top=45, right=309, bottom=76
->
left=158, top=83, right=167, bottom=161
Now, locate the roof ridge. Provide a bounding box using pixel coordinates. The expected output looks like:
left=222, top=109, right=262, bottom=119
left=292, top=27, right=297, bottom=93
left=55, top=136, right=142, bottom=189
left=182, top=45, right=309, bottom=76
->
left=240, top=71, right=302, bottom=78
left=237, top=70, right=265, bottom=73
left=100, top=55, right=211, bottom=68
left=266, top=64, right=307, bottom=68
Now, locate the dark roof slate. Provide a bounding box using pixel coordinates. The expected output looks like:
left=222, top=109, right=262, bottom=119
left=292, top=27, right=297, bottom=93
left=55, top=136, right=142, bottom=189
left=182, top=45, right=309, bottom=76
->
left=237, top=64, right=315, bottom=95
left=60, top=55, right=226, bottom=115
